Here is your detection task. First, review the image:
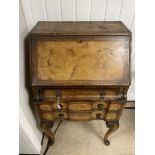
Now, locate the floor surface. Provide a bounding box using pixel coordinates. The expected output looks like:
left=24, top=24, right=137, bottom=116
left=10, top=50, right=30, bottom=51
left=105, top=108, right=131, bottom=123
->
left=41, top=109, right=135, bottom=155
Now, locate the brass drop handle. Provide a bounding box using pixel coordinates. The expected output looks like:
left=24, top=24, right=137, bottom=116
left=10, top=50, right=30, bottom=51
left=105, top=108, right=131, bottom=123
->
left=98, top=104, right=104, bottom=110
left=96, top=113, right=102, bottom=119
left=58, top=113, right=64, bottom=119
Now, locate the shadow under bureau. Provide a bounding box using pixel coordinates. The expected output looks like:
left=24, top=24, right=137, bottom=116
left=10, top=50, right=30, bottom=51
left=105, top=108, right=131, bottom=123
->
left=29, top=21, right=131, bottom=147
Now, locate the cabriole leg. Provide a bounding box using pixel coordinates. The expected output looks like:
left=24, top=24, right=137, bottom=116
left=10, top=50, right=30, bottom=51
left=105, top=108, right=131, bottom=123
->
left=40, top=121, right=55, bottom=146
left=104, top=121, right=119, bottom=146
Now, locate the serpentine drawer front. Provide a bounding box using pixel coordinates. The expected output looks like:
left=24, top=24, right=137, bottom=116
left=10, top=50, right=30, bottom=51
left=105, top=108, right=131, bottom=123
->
left=29, top=21, right=131, bottom=146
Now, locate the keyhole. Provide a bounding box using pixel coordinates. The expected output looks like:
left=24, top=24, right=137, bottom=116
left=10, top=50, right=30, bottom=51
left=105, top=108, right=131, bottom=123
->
left=57, top=104, right=62, bottom=110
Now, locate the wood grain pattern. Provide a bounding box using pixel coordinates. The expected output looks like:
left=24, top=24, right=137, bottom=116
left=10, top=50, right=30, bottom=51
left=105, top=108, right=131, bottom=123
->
left=37, top=40, right=128, bottom=82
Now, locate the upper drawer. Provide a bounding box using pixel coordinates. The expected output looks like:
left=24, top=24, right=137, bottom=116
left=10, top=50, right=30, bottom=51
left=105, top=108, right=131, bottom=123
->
left=42, top=88, right=121, bottom=101
left=30, top=36, right=130, bottom=86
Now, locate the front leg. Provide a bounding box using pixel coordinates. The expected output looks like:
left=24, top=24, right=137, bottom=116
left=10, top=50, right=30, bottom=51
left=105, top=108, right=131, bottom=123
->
left=104, top=121, right=119, bottom=146
left=40, top=121, right=55, bottom=146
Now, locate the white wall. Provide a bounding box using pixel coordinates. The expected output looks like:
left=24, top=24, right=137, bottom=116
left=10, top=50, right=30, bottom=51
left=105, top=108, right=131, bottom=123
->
left=19, top=0, right=135, bottom=153
left=19, top=1, right=42, bottom=154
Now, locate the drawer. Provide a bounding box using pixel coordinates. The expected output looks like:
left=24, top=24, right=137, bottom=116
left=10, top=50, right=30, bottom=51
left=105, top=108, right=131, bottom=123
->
left=38, top=100, right=109, bottom=112
left=42, top=88, right=121, bottom=101
left=68, top=101, right=109, bottom=111
left=41, top=110, right=106, bottom=121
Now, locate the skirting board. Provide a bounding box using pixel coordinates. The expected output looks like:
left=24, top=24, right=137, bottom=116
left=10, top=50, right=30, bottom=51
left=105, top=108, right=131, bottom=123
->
left=126, top=101, right=135, bottom=108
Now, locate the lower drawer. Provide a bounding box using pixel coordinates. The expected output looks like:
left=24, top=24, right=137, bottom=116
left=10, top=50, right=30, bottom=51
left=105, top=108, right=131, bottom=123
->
left=41, top=110, right=106, bottom=121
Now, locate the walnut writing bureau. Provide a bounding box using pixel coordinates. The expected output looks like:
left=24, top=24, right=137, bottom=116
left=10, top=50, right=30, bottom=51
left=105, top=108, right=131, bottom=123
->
left=29, top=21, right=131, bottom=147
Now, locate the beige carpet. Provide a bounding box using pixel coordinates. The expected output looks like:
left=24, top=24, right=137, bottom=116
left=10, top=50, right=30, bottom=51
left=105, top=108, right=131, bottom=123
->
left=41, top=109, right=135, bottom=155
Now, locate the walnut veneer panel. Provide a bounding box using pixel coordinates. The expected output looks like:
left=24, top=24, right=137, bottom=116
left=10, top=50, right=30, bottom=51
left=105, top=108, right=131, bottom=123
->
left=37, top=40, right=128, bottom=82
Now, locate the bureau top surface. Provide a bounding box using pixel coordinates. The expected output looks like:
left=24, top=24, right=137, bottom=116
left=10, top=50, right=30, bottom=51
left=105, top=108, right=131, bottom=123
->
left=30, top=21, right=131, bottom=36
